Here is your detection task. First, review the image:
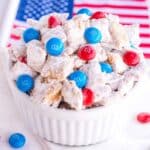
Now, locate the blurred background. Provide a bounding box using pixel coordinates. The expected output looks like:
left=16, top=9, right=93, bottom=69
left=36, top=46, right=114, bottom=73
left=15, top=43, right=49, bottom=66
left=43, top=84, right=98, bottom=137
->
left=0, top=0, right=149, bottom=56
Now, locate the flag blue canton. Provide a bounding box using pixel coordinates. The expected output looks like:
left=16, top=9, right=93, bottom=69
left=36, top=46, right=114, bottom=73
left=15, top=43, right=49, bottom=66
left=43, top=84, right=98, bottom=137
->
left=16, top=0, right=74, bottom=21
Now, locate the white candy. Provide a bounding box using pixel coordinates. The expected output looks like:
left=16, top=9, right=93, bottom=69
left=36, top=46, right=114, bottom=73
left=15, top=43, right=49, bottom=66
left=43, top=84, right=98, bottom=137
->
left=108, top=52, right=128, bottom=74
left=41, top=26, right=67, bottom=44
left=109, top=22, right=129, bottom=49
left=62, top=80, right=83, bottom=110
left=106, top=14, right=120, bottom=23
left=32, top=77, right=62, bottom=107
left=125, top=24, right=141, bottom=47
left=63, top=17, right=87, bottom=50
left=81, top=62, right=105, bottom=87
left=118, top=76, right=135, bottom=96
left=8, top=41, right=26, bottom=61
left=91, top=44, right=107, bottom=62
left=27, top=43, right=47, bottom=72
left=91, top=18, right=111, bottom=43
left=71, top=55, right=86, bottom=69
left=92, top=84, right=112, bottom=103
left=41, top=56, right=73, bottom=80
left=11, top=61, right=36, bottom=80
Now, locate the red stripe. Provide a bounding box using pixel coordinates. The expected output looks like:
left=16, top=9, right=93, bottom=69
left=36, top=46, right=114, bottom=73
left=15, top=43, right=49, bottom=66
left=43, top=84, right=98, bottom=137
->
left=140, top=43, right=150, bottom=48
left=140, top=33, right=150, bottom=38
left=10, top=34, right=21, bottom=40
left=118, top=14, right=149, bottom=19
left=13, top=24, right=26, bottom=28
left=140, top=24, right=150, bottom=28
left=144, top=53, right=150, bottom=58
left=74, top=4, right=148, bottom=10
left=121, top=23, right=150, bottom=28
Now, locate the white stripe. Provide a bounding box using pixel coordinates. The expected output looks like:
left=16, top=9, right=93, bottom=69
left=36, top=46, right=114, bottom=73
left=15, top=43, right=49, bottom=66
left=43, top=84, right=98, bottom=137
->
left=14, top=20, right=28, bottom=27
left=75, top=0, right=147, bottom=6
left=141, top=38, right=150, bottom=43
left=119, top=18, right=150, bottom=24
left=141, top=47, right=150, bottom=53
left=140, top=28, right=150, bottom=34
left=74, top=7, right=149, bottom=16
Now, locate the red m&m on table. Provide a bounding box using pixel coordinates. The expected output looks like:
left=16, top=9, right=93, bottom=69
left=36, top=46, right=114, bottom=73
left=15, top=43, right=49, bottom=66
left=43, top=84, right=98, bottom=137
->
left=137, top=112, right=150, bottom=124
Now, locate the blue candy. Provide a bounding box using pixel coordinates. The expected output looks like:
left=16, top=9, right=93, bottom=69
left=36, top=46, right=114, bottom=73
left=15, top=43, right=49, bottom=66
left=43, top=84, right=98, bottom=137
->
left=16, top=74, right=34, bottom=93
left=100, top=62, right=113, bottom=73
left=68, top=70, right=88, bottom=88
left=77, top=8, right=92, bottom=16
left=8, top=133, right=26, bottom=149
left=23, top=28, right=40, bottom=43
left=46, top=37, right=64, bottom=56
left=84, top=27, right=102, bottom=44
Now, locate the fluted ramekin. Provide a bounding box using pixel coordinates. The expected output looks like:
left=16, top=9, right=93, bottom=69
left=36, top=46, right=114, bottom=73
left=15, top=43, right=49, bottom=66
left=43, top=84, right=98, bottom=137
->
left=0, top=47, right=143, bottom=146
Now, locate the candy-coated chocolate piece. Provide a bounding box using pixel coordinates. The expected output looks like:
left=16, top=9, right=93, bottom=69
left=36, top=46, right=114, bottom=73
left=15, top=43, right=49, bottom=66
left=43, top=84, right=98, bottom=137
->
left=84, top=27, right=102, bottom=44
left=123, top=51, right=140, bottom=66
left=77, top=45, right=96, bottom=61
left=46, top=37, right=64, bottom=56
left=68, top=70, right=88, bottom=88
left=82, top=88, right=94, bottom=107
left=8, top=133, right=26, bottom=148
left=77, top=8, right=92, bottom=16
left=16, top=74, right=34, bottom=93
left=23, top=28, right=40, bottom=43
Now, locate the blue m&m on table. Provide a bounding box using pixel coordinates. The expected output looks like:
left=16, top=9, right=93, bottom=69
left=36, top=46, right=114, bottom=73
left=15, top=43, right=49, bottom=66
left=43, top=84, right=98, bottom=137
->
left=16, top=74, right=34, bottom=93
left=46, top=37, right=64, bottom=56
left=100, top=62, right=113, bottom=73
left=84, top=27, right=102, bottom=44
left=68, top=70, right=88, bottom=88
left=8, top=133, right=26, bottom=149
left=77, top=8, right=92, bottom=16
left=23, top=28, right=41, bottom=43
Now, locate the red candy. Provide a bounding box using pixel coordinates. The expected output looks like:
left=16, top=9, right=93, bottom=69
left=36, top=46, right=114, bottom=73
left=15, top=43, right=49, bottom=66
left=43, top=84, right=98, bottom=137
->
left=82, top=88, right=94, bottom=107
left=48, top=16, right=61, bottom=28
left=77, top=45, right=96, bottom=61
left=123, top=51, right=140, bottom=66
left=19, top=56, right=27, bottom=64
left=91, top=11, right=106, bottom=19
left=137, top=112, right=150, bottom=124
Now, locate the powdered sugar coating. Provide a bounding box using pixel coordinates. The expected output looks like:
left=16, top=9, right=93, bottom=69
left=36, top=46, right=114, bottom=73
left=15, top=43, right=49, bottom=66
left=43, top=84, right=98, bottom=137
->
left=9, top=12, right=146, bottom=110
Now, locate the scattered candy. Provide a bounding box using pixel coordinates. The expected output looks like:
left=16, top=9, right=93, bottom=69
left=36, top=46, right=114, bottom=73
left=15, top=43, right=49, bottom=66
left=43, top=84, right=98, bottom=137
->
left=8, top=133, right=26, bottom=149
left=68, top=70, right=88, bottom=88
left=123, top=51, right=140, bottom=66
left=91, top=11, right=106, bottom=19
left=16, top=74, right=34, bottom=93
left=84, top=27, right=102, bottom=44
left=137, top=112, right=150, bottom=124
left=23, top=28, right=40, bottom=43
left=46, top=37, right=64, bottom=56
left=77, top=8, right=92, bottom=16
left=100, top=62, right=113, bottom=73
left=48, top=16, right=61, bottom=28
left=82, top=88, right=94, bottom=107
left=77, top=45, right=96, bottom=61
left=18, top=56, right=27, bottom=64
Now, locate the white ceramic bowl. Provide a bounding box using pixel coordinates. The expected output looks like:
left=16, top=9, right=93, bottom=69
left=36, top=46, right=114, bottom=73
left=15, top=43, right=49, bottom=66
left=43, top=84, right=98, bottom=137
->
left=0, top=47, right=144, bottom=146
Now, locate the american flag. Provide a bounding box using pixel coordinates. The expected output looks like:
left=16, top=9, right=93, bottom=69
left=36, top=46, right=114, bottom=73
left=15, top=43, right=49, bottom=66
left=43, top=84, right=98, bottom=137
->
left=10, top=0, right=150, bottom=58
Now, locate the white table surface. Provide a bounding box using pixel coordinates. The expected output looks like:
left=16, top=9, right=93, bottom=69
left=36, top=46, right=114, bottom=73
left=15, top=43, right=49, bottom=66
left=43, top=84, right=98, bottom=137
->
left=0, top=61, right=150, bottom=150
